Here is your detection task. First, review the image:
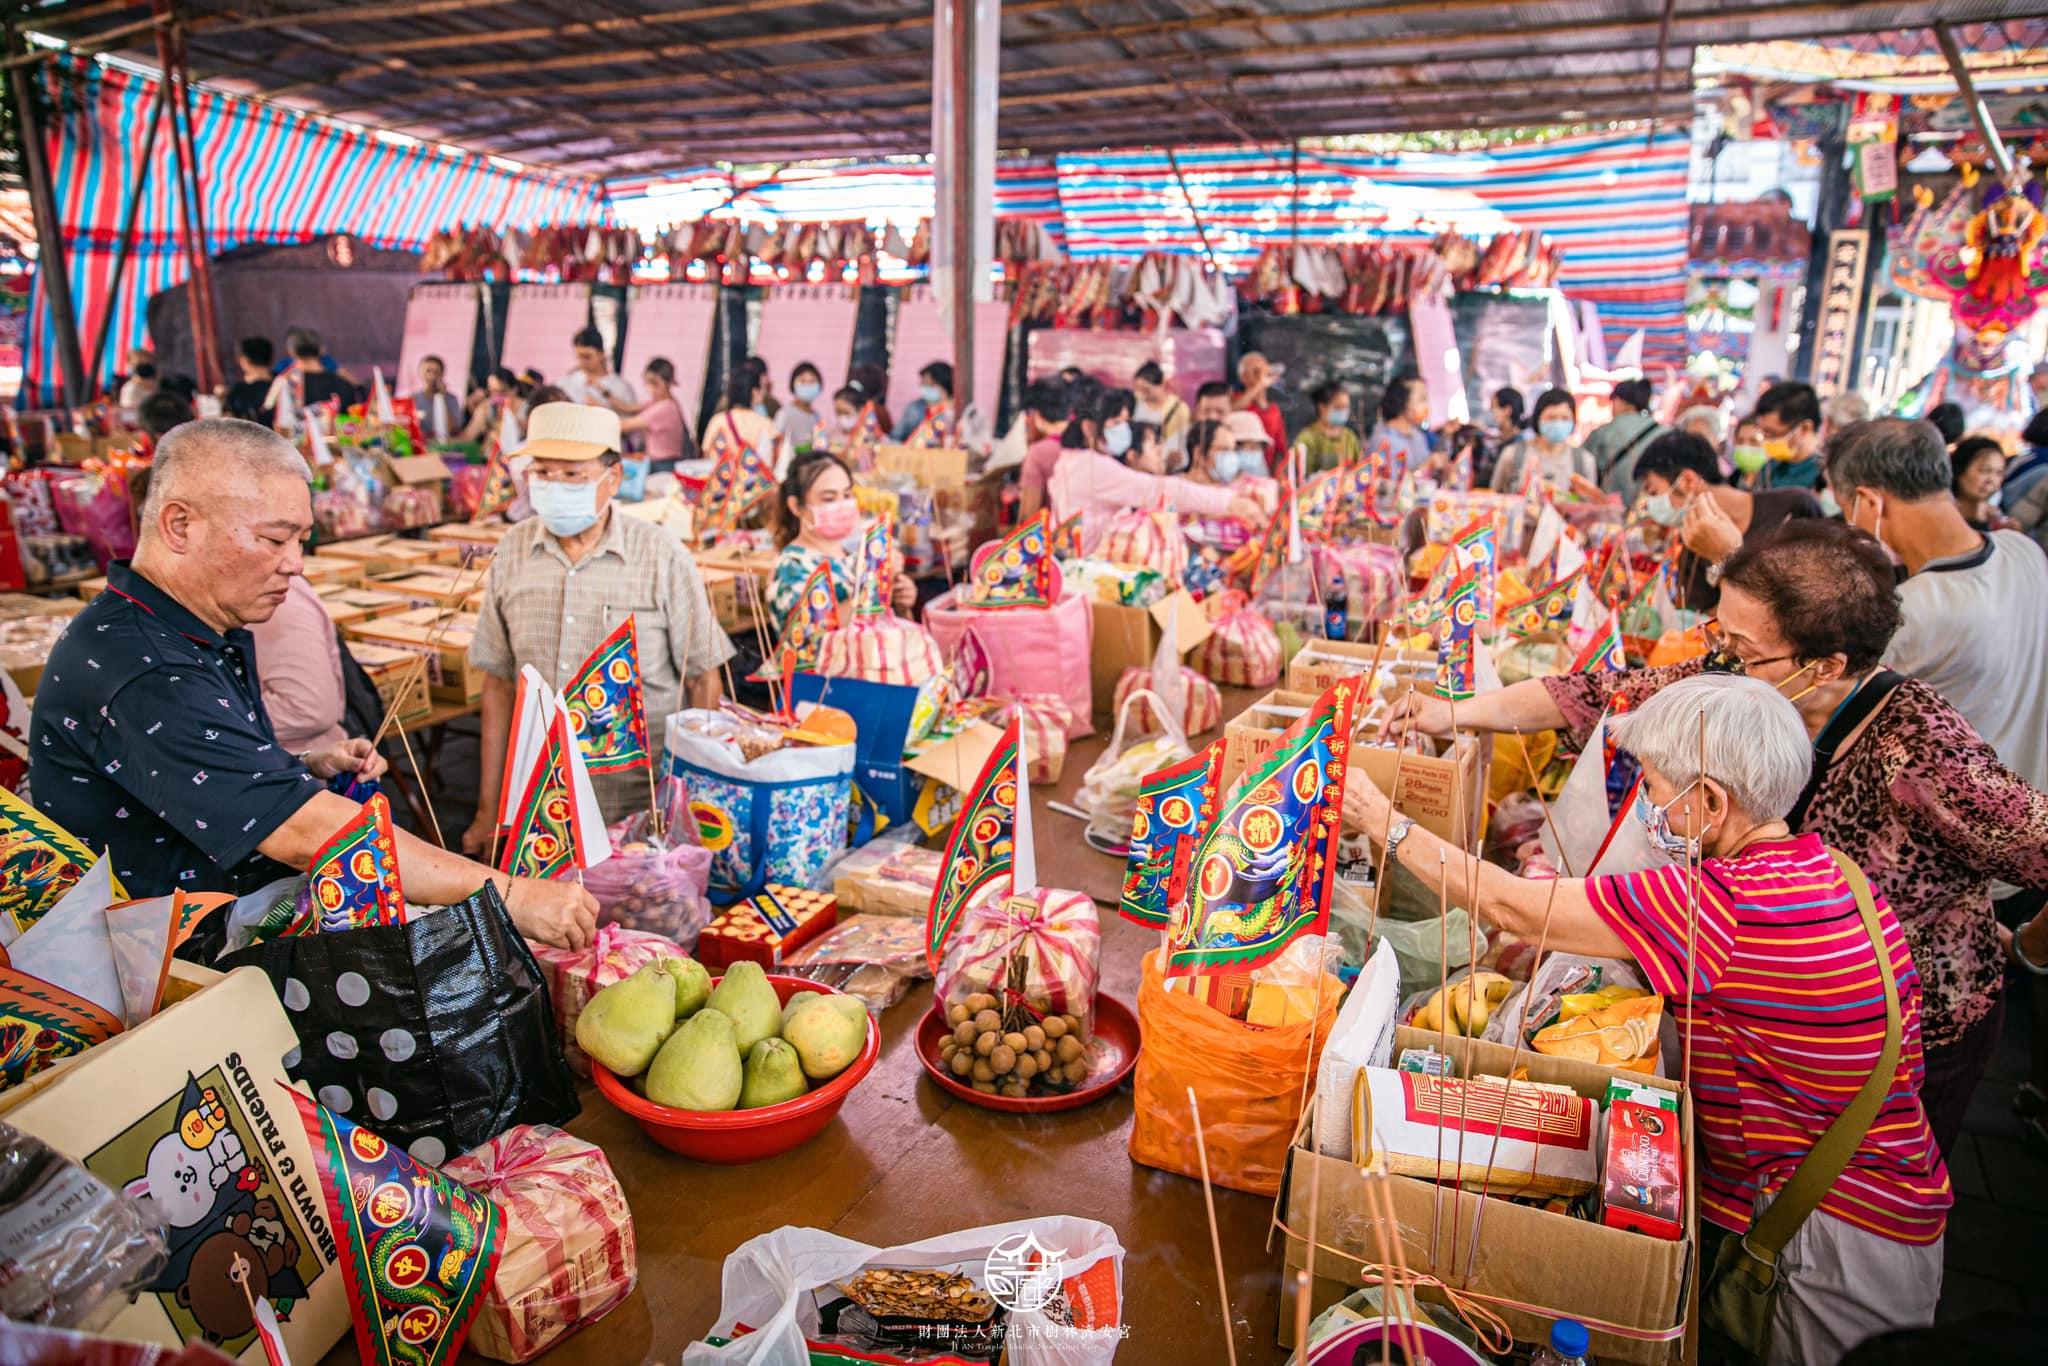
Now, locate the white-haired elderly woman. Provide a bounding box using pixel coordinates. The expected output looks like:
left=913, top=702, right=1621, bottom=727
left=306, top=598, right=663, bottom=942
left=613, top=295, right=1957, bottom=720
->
left=1345, top=674, right=1950, bottom=1365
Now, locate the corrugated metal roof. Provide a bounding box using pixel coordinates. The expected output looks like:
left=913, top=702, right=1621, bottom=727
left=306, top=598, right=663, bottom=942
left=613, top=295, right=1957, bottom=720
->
left=22, top=0, right=2046, bottom=175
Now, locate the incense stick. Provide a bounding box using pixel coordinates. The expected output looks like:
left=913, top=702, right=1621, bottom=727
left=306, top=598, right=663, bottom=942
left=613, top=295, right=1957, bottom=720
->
left=369, top=547, right=486, bottom=747
left=1188, top=1086, right=1240, bottom=1366
left=393, top=722, right=445, bottom=848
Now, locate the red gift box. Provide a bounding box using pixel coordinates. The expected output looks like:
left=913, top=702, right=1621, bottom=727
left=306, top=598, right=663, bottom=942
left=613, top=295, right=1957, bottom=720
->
left=696, top=884, right=839, bottom=970
left=1601, top=1100, right=1684, bottom=1240
left=443, top=1124, right=637, bottom=1362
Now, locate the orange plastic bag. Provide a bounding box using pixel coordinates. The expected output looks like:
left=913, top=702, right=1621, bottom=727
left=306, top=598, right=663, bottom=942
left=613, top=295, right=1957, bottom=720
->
left=1128, top=948, right=1342, bottom=1196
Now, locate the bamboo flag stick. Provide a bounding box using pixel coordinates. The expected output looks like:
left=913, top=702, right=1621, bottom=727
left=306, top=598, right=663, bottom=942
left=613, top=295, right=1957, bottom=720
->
left=1188, top=1086, right=1240, bottom=1366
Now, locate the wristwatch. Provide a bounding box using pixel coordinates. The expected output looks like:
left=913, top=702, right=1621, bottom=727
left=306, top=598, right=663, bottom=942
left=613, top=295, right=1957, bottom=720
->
left=1384, top=817, right=1417, bottom=860
left=2015, top=917, right=2048, bottom=977
left=1704, top=558, right=1727, bottom=587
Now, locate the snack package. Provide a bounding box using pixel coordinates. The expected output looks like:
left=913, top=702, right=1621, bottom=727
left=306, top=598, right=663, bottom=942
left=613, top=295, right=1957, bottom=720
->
left=1352, top=1066, right=1599, bottom=1197
left=443, top=1125, right=637, bottom=1362
left=1314, top=939, right=1400, bottom=1159
left=1096, top=508, right=1189, bottom=585
left=1532, top=993, right=1664, bottom=1075
left=815, top=614, right=946, bottom=688
left=780, top=914, right=929, bottom=1012
left=685, top=1216, right=1124, bottom=1366
left=0, top=1120, right=167, bottom=1330
left=934, top=887, right=1100, bottom=1030
left=1482, top=954, right=1647, bottom=1047
left=1073, top=688, right=1191, bottom=852
left=1004, top=693, right=1073, bottom=784
left=696, top=885, right=840, bottom=970
left=826, top=840, right=946, bottom=918
left=527, top=924, right=687, bottom=1079
left=1601, top=1099, right=1684, bottom=1240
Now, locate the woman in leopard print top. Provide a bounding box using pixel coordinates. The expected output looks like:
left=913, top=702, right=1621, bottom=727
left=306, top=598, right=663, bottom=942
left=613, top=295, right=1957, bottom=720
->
left=1389, top=521, right=2048, bottom=1158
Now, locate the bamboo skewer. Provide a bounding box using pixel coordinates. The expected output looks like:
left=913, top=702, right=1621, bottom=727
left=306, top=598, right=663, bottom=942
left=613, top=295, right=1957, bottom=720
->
left=1188, top=1087, right=1240, bottom=1366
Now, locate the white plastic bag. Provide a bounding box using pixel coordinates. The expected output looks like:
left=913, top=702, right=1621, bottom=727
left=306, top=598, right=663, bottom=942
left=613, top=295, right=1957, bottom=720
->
left=1315, top=938, right=1399, bottom=1160
left=683, top=1216, right=1126, bottom=1366
left=1073, top=687, right=1190, bottom=849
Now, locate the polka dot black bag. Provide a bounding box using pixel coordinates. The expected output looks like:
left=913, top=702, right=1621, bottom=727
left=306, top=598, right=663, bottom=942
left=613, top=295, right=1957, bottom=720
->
left=219, top=880, right=578, bottom=1162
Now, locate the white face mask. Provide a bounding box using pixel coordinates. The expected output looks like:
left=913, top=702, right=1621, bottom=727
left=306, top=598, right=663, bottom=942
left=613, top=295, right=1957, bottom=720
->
left=529, top=477, right=603, bottom=537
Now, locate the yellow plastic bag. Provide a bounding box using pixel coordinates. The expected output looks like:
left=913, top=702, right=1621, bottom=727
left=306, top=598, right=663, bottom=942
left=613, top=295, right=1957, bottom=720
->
left=1128, top=948, right=1342, bottom=1196
left=1532, top=992, right=1663, bottom=1074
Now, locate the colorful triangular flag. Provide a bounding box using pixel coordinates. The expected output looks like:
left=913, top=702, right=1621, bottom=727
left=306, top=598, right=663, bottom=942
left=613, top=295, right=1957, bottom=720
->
left=563, top=618, right=651, bottom=775
left=1166, top=679, right=1360, bottom=978
left=1049, top=512, right=1082, bottom=560
left=0, top=789, right=100, bottom=942
left=775, top=558, right=840, bottom=675
left=1572, top=607, right=1627, bottom=674
left=1435, top=565, right=1482, bottom=700
left=302, top=795, right=405, bottom=934
left=925, top=718, right=1023, bottom=976
left=851, top=516, right=893, bottom=617
left=1119, top=739, right=1225, bottom=928
left=963, top=510, right=1054, bottom=609
left=290, top=1091, right=502, bottom=1366
left=1497, top=567, right=1584, bottom=639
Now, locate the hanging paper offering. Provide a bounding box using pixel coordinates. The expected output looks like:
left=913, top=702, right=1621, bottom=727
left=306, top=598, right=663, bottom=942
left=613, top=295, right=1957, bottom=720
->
left=303, top=794, right=405, bottom=934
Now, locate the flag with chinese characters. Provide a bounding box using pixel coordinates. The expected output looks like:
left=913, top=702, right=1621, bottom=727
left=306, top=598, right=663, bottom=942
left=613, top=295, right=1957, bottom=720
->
left=475, top=441, right=517, bottom=520
left=564, top=618, right=651, bottom=775
left=907, top=399, right=955, bottom=449
left=1120, top=740, right=1224, bottom=928
left=1166, top=681, right=1359, bottom=978
left=1435, top=565, right=1481, bottom=700
left=851, top=516, right=893, bottom=616
left=291, top=1091, right=501, bottom=1366
left=776, top=559, right=840, bottom=674
left=500, top=713, right=589, bottom=880
left=1453, top=516, right=1498, bottom=615
left=700, top=413, right=777, bottom=535
left=963, top=510, right=1054, bottom=609
left=925, top=719, right=1021, bottom=976
left=1246, top=488, right=1292, bottom=595
left=0, top=788, right=102, bottom=938
left=302, top=795, right=405, bottom=934
left=1572, top=607, right=1627, bottom=674
left=1497, top=568, right=1583, bottom=639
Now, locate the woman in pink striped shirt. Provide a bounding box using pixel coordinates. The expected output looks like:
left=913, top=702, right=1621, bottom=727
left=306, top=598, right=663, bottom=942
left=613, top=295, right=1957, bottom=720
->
left=1346, top=674, right=1949, bottom=1365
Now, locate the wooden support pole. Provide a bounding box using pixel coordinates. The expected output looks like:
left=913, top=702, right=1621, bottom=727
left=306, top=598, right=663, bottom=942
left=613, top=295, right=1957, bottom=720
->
left=1934, top=19, right=2014, bottom=179
left=89, top=79, right=167, bottom=392
left=8, top=27, right=88, bottom=407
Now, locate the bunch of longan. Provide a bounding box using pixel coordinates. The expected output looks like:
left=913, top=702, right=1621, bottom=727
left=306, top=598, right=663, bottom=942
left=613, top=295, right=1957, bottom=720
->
left=936, top=993, right=1090, bottom=1098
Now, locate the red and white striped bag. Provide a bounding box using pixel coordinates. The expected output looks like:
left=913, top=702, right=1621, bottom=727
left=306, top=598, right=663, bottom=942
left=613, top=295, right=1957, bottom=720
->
left=934, top=885, right=1101, bottom=1029
left=1005, top=692, right=1073, bottom=784
left=1097, top=507, right=1189, bottom=585
left=814, top=613, right=946, bottom=686
left=442, top=1124, right=637, bottom=1362
left=1112, top=664, right=1222, bottom=737
left=1193, top=606, right=1282, bottom=688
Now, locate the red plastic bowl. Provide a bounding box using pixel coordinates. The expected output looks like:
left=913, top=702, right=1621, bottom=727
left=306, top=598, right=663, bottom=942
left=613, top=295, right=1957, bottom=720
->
left=914, top=993, right=1140, bottom=1113
left=591, top=974, right=879, bottom=1164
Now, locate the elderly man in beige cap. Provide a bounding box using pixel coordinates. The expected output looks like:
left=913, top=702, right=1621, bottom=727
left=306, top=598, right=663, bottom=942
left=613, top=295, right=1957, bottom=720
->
left=463, top=403, right=733, bottom=853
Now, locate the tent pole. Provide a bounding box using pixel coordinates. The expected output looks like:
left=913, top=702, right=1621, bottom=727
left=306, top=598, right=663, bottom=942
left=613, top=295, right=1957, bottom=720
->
left=1642, top=0, right=1677, bottom=149
left=1934, top=20, right=2014, bottom=179
left=89, top=80, right=168, bottom=393
left=8, top=28, right=88, bottom=408
left=153, top=0, right=223, bottom=394
left=1166, top=147, right=1220, bottom=273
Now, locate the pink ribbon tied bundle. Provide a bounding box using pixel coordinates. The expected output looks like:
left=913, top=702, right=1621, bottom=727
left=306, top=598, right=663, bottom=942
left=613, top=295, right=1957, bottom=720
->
left=525, top=923, right=687, bottom=1079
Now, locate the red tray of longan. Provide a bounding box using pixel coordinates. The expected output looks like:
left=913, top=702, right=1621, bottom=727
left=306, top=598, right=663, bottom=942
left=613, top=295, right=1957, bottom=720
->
left=913, top=991, right=1140, bottom=1113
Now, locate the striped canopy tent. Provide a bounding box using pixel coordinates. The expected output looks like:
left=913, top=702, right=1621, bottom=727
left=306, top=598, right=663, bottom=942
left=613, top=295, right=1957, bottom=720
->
left=22, top=56, right=605, bottom=407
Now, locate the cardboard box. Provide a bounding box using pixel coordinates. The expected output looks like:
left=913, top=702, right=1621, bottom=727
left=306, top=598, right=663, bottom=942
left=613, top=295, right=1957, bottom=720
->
left=696, top=885, right=840, bottom=970
left=873, top=445, right=1004, bottom=548
left=319, top=585, right=414, bottom=630
left=76, top=575, right=108, bottom=601
left=0, top=593, right=83, bottom=621
left=1222, top=689, right=1485, bottom=847
left=1280, top=1028, right=1693, bottom=1364
left=0, top=967, right=352, bottom=1364
left=384, top=453, right=453, bottom=487
left=298, top=553, right=366, bottom=587
left=348, top=639, right=431, bottom=723
left=699, top=565, right=745, bottom=632
left=1088, top=591, right=1209, bottom=717
left=351, top=608, right=484, bottom=703
left=319, top=534, right=458, bottom=574
left=372, top=567, right=483, bottom=612
left=427, top=520, right=512, bottom=560
left=1284, top=637, right=1436, bottom=697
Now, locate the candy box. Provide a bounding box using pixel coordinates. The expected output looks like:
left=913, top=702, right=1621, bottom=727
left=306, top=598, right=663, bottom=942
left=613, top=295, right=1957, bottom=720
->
left=696, top=884, right=840, bottom=971
left=1601, top=1100, right=1683, bottom=1241
left=527, top=925, right=686, bottom=1080
left=443, top=1124, right=637, bottom=1363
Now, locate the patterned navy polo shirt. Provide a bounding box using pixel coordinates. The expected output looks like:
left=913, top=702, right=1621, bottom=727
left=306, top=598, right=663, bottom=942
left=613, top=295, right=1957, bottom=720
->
left=28, top=561, right=322, bottom=897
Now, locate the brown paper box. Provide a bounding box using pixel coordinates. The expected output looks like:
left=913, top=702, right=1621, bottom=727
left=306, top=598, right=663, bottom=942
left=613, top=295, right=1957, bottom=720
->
left=698, top=566, right=746, bottom=632
left=1223, top=690, right=1485, bottom=846
left=319, top=534, right=457, bottom=574
left=0, top=593, right=83, bottom=621
left=297, top=553, right=366, bottom=587
left=427, top=521, right=512, bottom=559
left=1284, top=638, right=1435, bottom=696
left=1089, top=600, right=1160, bottom=717
left=371, top=568, right=480, bottom=612
left=347, top=640, right=432, bottom=721
left=0, top=967, right=352, bottom=1365
left=351, top=609, right=483, bottom=703
left=384, top=454, right=452, bottom=485
left=1278, top=1028, right=1695, bottom=1364
left=320, top=586, right=414, bottom=629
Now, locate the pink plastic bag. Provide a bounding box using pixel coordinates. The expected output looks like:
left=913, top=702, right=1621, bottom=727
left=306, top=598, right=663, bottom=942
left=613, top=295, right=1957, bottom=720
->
left=579, top=814, right=713, bottom=946
left=925, top=588, right=1094, bottom=738
left=526, top=923, right=686, bottom=1079
left=50, top=471, right=136, bottom=567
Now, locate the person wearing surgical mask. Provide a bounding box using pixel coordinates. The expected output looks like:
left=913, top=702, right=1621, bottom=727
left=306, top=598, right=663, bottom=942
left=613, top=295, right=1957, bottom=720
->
left=1752, top=380, right=1825, bottom=490
left=1728, top=416, right=1770, bottom=489
left=775, top=361, right=825, bottom=455
left=1381, top=518, right=2048, bottom=1165
left=766, top=450, right=916, bottom=638
left=466, top=403, right=734, bottom=852
left=1048, top=387, right=1260, bottom=552
left=1632, top=431, right=1820, bottom=611
left=1295, top=379, right=1361, bottom=474
left=892, top=360, right=954, bottom=442
left=1490, top=388, right=1595, bottom=496
left=1347, top=671, right=1953, bottom=1362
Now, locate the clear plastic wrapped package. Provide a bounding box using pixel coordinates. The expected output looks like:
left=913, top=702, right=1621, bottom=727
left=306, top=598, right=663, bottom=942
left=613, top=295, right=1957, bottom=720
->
left=0, top=1120, right=167, bottom=1330
left=780, top=915, right=930, bottom=1012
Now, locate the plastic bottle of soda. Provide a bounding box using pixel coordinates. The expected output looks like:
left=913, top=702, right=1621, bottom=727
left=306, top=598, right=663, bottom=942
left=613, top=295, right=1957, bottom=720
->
left=1323, top=567, right=1347, bottom=640
left=1531, top=1318, right=1590, bottom=1366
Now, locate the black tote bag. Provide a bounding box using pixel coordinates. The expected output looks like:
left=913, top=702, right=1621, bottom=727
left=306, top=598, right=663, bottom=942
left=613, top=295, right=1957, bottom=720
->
left=221, top=882, right=577, bottom=1162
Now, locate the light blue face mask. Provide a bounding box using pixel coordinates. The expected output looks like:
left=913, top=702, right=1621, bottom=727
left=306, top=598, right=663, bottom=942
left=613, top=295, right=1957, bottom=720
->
left=793, top=380, right=822, bottom=403
left=1817, top=489, right=1843, bottom=518
left=528, top=477, right=603, bottom=537
left=1633, top=779, right=1703, bottom=861
left=1539, top=417, right=1576, bottom=445
left=1103, top=421, right=1133, bottom=458
left=919, top=383, right=944, bottom=407
left=752, top=402, right=769, bottom=416
left=1641, top=491, right=1686, bottom=528
left=1213, top=448, right=1250, bottom=481
left=1327, top=407, right=1352, bottom=428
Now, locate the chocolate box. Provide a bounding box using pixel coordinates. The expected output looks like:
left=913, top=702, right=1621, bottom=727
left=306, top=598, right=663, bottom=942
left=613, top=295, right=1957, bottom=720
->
left=1602, top=1099, right=1684, bottom=1241
left=696, top=884, right=839, bottom=971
